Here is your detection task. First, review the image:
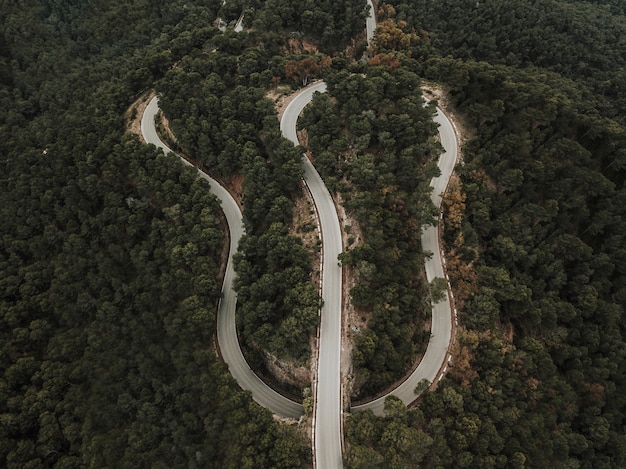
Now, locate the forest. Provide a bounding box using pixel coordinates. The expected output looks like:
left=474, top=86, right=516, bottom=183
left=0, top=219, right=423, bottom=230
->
left=156, top=47, right=322, bottom=372
left=341, top=1, right=626, bottom=467
left=2, top=0, right=626, bottom=467
left=0, top=0, right=359, bottom=466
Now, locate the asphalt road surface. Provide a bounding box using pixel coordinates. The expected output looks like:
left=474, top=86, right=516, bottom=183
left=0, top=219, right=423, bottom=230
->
left=366, top=0, right=376, bottom=44
left=142, top=96, right=303, bottom=419
left=351, top=105, right=458, bottom=416
left=281, top=82, right=344, bottom=469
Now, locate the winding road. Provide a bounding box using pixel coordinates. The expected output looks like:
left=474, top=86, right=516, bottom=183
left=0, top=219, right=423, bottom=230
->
left=280, top=82, right=343, bottom=469
left=143, top=89, right=458, bottom=466
left=141, top=97, right=303, bottom=419
left=283, top=84, right=458, bottom=447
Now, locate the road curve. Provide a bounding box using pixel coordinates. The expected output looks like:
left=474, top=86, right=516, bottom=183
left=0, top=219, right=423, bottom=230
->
left=351, top=105, right=458, bottom=416
left=141, top=96, right=303, bottom=419
left=280, top=82, right=344, bottom=469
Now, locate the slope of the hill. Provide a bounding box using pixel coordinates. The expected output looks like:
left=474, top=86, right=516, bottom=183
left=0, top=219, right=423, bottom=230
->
left=0, top=1, right=309, bottom=467
left=343, top=3, right=626, bottom=468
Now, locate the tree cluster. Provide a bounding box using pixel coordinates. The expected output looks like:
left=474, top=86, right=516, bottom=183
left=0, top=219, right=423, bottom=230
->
left=250, top=0, right=369, bottom=52
left=345, top=397, right=433, bottom=468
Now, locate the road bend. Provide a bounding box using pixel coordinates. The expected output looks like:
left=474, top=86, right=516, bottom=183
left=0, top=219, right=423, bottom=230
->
left=141, top=96, right=303, bottom=419
left=351, top=105, right=458, bottom=416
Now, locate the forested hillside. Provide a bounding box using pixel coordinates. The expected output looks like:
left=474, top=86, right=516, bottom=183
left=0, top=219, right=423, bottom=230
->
left=249, top=0, right=368, bottom=52
left=1, top=1, right=315, bottom=466
left=396, top=0, right=626, bottom=120
left=3, top=0, right=626, bottom=467
left=344, top=1, right=626, bottom=467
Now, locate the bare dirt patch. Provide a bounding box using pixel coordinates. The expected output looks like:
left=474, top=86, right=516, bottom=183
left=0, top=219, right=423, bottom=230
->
left=334, top=193, right=367, bottom=405
left=271, top=85, right=298, bottom=123
left=125, top=90, right=155, bottom=140
left=156, top=108, right=178, bottom=148
left=264, top=352, right=312, bottom=390
left=290, top=190, right=322, bottom=288
left=286, top=37, right=319, bottom=55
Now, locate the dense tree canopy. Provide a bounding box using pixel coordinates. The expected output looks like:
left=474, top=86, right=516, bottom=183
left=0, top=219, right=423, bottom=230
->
left=250, top=0, right=369, bottom=52
left=1, top=0, right=311, bottom=466
left=344, top=2, right=626, bottom=467
left=3, top=0, right=626, bottom=466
